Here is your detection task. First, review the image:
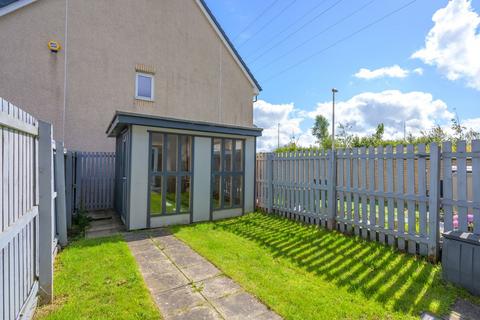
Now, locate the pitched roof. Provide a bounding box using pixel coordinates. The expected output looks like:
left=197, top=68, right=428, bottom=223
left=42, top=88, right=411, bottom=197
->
left=0, top=0, right=262, bottom=93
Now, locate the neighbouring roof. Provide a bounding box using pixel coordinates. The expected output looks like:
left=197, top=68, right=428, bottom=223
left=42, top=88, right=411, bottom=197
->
left=107, top=112, right=263, bottom=138
left=0, top=0, right=262, bottom=93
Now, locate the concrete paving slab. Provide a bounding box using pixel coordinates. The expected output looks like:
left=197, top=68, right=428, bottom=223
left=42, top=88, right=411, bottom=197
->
left=125, top=230, right=282, bottom=320
left=212, top=291, right=269, bottom=320
left=143, top=271, right=190, bottom=294
left=181, top=261, right=222, bottom=282
left=164, top=246, right=207, bottom=267
left=153, top=285, right=205, bottom=317
left=199, top=276, right=242, bottom=300
left=168, top=305, right=223, bottom=320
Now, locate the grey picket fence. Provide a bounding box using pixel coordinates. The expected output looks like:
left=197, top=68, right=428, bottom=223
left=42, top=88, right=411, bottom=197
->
left=74, top=152, right=115, bottom=211
left=255, top=142, right=480, bottom=262
left=0, top=97, right=66, bottom=319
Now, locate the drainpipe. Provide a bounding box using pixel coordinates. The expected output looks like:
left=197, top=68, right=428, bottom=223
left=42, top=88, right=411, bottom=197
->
left=62, top=0, right=69, bottom=143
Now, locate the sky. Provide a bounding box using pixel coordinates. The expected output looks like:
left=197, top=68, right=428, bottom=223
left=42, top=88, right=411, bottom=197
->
left=204, top=0, right=480, bottom=151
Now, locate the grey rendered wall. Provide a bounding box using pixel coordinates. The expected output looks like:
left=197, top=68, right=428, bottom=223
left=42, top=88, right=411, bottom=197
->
left=193, top=137, right=212, bottom=222
left=0, top=0, right=257, bottom=152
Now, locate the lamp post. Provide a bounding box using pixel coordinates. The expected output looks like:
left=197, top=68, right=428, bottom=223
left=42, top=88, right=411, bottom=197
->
left=331, top=88, right=338, bottom=150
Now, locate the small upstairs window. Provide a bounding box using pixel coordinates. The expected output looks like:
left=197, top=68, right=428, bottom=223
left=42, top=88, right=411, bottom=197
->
left=135, top=73, right=154, bottom=101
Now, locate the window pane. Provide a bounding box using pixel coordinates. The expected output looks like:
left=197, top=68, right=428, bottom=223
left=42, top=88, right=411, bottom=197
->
left=167, top=135, right=178, bottom=172
left=137, top=75, right=152, bottom=98
left=224, top=139, right=233, bottom=172
left=233, top=176, right=243, bottom=206
left=165, top=176, right=177, bottom=214
left=180, top=176, right=191, bottom=213
left=212, top=175, right=221, bottom=209
left=234, top=140, right=243, bottom=172
left=223, top=176, right=232, bottom=208
left=151, top=133, right=163, bottom=172
left=150, top=176, right=162, bottom=216
left=180, top=136, right=192, bottom=172
left=213, top=138, right=222, bottom=172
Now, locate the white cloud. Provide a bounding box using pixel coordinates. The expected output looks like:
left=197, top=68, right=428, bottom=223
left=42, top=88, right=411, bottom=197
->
left=354, top=65, right=410, bottom=79
left=412, top=0, right=480, bottom=90
left=462, top=117, right=480, bottom=132
left=308, top=90, right=454, bottom=139
left=413, top=67, right=424, bottom=75
left=253, top=100, right=315, bottom=151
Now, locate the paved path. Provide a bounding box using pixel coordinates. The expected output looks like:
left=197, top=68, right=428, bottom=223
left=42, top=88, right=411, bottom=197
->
left=125, top=229, right=281, bottom=320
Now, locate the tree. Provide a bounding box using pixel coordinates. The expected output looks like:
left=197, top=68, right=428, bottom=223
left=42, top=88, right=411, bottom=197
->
left=312, top=115, right=331, bottom=149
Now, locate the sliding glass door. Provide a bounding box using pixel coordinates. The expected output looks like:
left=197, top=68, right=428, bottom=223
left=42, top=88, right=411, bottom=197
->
left=149, top=133, right=193, bottom=219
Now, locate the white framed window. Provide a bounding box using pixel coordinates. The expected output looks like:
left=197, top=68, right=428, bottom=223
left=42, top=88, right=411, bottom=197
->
left=135, top=72, right=154, bottom=101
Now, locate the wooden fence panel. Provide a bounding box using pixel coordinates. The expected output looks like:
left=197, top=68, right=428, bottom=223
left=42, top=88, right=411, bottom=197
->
left=440, top=139, right=480, bottom=234
left=0, top=98, right=39, bottom=320
left=75, top=152, right=115, bottom=211
left=256, top=142, right=444, bottom=260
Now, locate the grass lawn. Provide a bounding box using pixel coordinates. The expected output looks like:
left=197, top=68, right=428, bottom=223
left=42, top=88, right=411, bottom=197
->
left=35, top=236, right=160, bottom=320
left=172, top=212, right=479, bottom=320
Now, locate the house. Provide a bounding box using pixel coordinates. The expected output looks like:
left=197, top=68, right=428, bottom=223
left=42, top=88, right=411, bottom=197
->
left=0, top=0, right=262, bottom=228
left=0, top=0, right=261, bottom=152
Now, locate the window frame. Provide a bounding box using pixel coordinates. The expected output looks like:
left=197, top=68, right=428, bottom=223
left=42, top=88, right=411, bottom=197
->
left=135, top=72, right=155, bottom=101
left=148, top=132, right=194, bottom=220
left=211, top=138, right=245, bottom=211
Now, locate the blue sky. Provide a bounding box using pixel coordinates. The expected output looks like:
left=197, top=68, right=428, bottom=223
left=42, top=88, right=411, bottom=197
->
left=205, top=0, right=480, bottom=150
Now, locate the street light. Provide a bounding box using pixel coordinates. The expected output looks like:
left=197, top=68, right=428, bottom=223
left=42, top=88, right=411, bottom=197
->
left=331, top=88, right=338, bottom=150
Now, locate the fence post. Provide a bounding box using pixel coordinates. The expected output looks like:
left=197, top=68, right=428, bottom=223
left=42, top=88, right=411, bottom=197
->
left=428, top=143, right=441, bottom=262
left=65, top=151, right=73, bottom=228
left=38, top=120, right=54, bottom=304
left=55, top=141, right=68, bottom=247
left=327, top=149, right=337, bottom=230
left=267, top=153, right=274, bottom=213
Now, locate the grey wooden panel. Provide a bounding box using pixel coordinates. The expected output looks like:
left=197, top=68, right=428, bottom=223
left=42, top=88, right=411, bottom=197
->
left=473, top=140, right=480, bottom=234
left=352, top=148, right=360, bottom=235
left=406, top=144, right=416, bottom=254
left=442, top=141, right=453, bottom=231
left=457, top=141, right=468, bottom=232
left=396, top=145, right=406, bottom=251
left=337, top=149, right=345, bottom=232
left=417, top=144, right=428, bottom=256
left=368, top=146, right=376, bottom=241
left=345, top=149, right=352, bottom=232
left=386, top=145, right=395, bottom=246
left=377, top=146, right=385, bottom=243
